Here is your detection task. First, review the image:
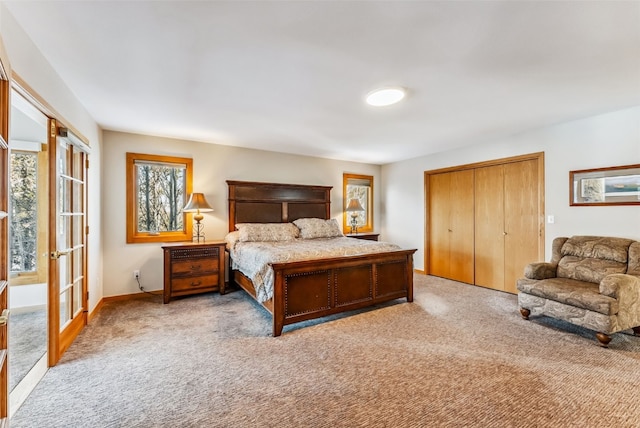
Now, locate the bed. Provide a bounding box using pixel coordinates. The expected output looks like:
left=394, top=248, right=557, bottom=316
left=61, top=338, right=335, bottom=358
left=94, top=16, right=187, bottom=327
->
left=226, top=180, right=417, bottom=336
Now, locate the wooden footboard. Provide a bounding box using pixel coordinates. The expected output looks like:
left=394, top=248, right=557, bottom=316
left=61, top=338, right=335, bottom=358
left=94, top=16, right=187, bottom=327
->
left=234, top=250, right=416, bottom=336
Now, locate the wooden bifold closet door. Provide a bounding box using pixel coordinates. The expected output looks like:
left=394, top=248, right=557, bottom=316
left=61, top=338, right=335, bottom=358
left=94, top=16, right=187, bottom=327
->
left=474, top=164, right=505, bottom=290
left=475, top=159, right=540, bottom=293
left=426, top=153, right=544, bottom=294
left=503, top=160, right=540, bottom=293
left=428, top=169, right=474, bottom=284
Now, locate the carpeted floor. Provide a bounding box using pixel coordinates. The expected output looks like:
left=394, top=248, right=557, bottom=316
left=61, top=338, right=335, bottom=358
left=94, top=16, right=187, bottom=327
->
left=10, top=274, right=640, bottom=427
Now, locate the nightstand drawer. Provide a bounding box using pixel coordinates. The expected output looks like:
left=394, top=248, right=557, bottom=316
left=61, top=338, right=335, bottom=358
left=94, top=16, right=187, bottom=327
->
left=171, top=258, right=218, bottom=275
left=170, top=245, right=219, bottom=260
left=171, top=274, right=220, bottom=292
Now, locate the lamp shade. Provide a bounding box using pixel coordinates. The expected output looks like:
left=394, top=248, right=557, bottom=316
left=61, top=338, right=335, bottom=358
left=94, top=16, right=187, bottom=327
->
left=182, top=193, right=214, bottom=213
left=345, top=198, right=364, bottom=212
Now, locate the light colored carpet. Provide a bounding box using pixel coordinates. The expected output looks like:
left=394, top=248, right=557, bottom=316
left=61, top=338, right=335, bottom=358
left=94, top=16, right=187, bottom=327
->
left=11, top=275, right=640, bottom=427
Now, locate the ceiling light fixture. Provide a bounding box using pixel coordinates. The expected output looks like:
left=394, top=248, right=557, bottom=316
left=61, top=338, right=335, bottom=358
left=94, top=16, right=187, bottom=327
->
left=365, top=87, right=406, bottom=107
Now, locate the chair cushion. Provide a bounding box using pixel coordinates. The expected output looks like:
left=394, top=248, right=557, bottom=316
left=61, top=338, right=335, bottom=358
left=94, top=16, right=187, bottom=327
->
left=560, top=236, right=633, bottom=263
left=556, top=236, right=632, bottom=284
left=517, top=277, right=618, bottom=315
left=557, top=256, right=628, bottom=284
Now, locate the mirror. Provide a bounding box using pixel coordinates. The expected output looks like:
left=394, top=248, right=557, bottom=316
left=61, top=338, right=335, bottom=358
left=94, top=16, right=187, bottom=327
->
left=9, top=89, right=49, bottom=394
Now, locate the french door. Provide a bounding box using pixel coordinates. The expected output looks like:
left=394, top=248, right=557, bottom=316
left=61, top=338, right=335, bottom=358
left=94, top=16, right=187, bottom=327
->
left=0, top=59, right=10, bottom=425
left=48, top=120, right=88, bottom=366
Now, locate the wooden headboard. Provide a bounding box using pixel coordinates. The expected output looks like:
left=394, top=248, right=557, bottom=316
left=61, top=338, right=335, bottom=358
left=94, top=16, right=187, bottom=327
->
left=227, top=180, right=332, bottom=232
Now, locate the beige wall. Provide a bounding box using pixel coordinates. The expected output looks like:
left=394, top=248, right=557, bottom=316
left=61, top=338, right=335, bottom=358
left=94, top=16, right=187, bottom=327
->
left=382, top=106, right=640, bottom=272
left=102, top=130, right=381, bottom=297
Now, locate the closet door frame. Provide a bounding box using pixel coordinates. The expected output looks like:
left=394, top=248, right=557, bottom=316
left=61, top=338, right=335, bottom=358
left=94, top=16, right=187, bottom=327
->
left=424, top=152, right=545, bottom=288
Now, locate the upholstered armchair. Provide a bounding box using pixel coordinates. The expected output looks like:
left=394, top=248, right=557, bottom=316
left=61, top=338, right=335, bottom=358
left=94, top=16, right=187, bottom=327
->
left=517, top=236, right=640, bottom=347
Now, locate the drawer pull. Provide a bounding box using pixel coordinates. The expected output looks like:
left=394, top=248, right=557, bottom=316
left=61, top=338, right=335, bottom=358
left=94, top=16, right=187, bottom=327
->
left=190, top=264, right=201, bottom=271
left=190, top=280, right=202, bottom=287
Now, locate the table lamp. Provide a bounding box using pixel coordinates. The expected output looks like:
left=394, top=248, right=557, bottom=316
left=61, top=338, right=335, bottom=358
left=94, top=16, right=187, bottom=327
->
left=345, top=198, right=364, bottom=234
left=182, top=193, right=213, bottom=242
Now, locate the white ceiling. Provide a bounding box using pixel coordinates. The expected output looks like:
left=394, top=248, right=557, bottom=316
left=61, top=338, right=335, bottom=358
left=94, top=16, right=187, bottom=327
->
left=4, top=1, right=640, bottom=165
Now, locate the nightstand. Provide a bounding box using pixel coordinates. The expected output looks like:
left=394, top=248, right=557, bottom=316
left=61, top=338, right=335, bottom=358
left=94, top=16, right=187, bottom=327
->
left=162, top=241, right=226, bottom=304
left=345, top=233, right=379, bottom=241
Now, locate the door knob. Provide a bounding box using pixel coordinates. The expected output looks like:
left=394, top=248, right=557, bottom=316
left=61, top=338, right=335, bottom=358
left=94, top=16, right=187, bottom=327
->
left=50, top=249, right=70, bottom=259
left=0, top=309, right=10, bottom=326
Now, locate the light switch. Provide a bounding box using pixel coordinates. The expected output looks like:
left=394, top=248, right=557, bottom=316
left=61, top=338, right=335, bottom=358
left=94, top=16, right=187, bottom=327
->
left=547, top=215, right=555, bottom=224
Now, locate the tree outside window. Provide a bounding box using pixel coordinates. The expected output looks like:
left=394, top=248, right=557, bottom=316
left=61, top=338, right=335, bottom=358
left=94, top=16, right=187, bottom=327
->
left=126, top=153, right=193, bottom=243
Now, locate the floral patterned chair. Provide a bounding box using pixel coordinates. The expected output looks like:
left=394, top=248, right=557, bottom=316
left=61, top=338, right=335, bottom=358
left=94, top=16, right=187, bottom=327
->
left=517, top=236, right=640, bottom=347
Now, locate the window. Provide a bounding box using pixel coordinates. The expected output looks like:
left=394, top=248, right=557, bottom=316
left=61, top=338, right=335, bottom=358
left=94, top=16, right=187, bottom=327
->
left=126, top=153, right=193, bottom=243
left=343, top=173, right=373, bottom=233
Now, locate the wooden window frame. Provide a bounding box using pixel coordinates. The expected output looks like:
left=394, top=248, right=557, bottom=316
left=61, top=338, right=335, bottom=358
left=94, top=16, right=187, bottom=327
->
left=9, top=148, right=48, bottom=285
left=126, top=152, right=193, bottom=244
left=343, top=173, right=374, bottom=234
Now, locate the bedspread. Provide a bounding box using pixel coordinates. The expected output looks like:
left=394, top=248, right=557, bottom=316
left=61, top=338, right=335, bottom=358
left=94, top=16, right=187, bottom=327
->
left=227, top=237, right=402, bottom=303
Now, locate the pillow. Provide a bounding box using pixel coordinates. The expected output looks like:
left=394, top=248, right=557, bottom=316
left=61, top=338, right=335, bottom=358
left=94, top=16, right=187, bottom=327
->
left=293, top=218, right=343, bottom=239
left=235, top=223, right=299, bottom=242
left=224, top=231, right=241, bottom=249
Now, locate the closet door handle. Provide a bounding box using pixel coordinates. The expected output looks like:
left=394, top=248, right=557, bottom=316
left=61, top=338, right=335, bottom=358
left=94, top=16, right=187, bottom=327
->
left=0, top=309, right=10, bottom=326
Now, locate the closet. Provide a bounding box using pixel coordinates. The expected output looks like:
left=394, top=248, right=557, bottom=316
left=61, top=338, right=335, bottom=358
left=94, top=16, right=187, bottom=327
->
left=426, top=153, right=544, bottom=294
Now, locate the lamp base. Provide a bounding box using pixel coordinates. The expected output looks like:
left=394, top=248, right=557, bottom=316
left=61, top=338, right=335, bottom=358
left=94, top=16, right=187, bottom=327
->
left=350, top=215, right=358, bottom=235
left=193, top=220, right=205, bottom=242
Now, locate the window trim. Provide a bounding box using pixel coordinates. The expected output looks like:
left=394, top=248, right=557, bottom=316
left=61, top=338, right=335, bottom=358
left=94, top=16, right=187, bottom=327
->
left=9, top=148, right=48, bottom=285
left=343, top=173, right=374, bottom=233
left=126, top=152, right=193, bottom=244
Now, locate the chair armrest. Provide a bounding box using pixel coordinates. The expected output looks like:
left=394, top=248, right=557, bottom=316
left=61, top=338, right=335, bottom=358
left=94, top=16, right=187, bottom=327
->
left=599, top=274, right=640, bottom=300
left=524, top=262, right=558, bottom=280
left=600, top=274, right=640, bottom=331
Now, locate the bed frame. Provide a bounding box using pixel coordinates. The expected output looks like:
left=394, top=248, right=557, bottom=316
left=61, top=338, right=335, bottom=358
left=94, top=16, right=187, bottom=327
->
left=227, top=180, right=417, bottom=336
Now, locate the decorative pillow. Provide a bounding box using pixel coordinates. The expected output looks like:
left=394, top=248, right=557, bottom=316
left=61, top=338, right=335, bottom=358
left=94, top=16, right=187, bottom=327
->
left=235, top=223, right=299, bottom=242
left=293, top=218, right=343, bottom=239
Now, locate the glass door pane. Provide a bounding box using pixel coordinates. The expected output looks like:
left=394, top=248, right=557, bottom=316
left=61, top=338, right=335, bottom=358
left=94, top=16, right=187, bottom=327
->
left=58, top=211, right=71, bottom=329
left=58, top=288, right=70, bottom=330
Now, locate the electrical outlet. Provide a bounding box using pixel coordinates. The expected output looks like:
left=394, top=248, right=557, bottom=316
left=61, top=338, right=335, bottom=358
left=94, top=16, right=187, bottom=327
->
left=133, top=270, right=140, bottom=280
